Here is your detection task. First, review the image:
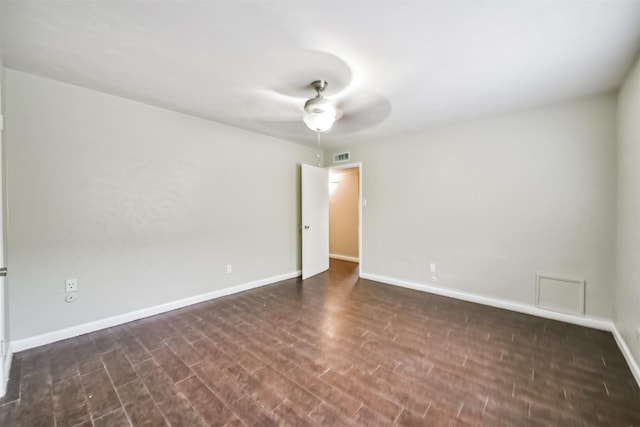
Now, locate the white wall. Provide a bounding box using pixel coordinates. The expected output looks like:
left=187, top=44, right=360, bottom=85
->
left=329, top=95, right=617, bottom=318
left=5, top=69, right=317, bottom=341
left=616, top=56, right=640, bottom=368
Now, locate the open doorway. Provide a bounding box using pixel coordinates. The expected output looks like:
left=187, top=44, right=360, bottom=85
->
left=328, top=165, right=361, bottom=266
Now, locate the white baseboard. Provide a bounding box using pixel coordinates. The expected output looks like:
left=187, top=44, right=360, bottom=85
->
left=329, top=253, right=359, bottom=263
left=611, top=324, right=640, bottom=386
left=0, top=344, right=13, bottom=398
left=360, top=271, right=640, bottom=388
left=11, top=270, right=301, bottom=353
left=360, top=271, right=612, bottom=330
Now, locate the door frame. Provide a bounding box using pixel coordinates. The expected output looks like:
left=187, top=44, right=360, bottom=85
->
left=328, top=162, right=363, bottom=274
left=0, top=75, right=7, bottom=397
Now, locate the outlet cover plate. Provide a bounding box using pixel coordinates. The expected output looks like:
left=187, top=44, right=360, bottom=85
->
left=65, top=279, right=78, bottom=293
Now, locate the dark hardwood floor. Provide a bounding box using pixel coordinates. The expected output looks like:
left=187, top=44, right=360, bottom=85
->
left=0, top=259, right=638, bottom=426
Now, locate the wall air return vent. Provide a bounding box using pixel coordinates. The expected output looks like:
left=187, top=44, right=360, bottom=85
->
left=333, top=152, right=350, bottom=163
left=535, top=274, right=585, bottom=315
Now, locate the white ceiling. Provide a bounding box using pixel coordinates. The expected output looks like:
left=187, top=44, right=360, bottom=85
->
left=2, top=1, right=640, bottom=149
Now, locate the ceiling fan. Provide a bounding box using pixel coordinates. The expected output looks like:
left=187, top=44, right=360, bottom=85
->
left=238, top=82, right=390, bottom=135
left=227, top=50, right=392, bottom=143
left=302, top=80, right=340, bottom=132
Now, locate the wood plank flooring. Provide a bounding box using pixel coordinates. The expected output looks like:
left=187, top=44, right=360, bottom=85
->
left=0, top=259, right=638, bottom=426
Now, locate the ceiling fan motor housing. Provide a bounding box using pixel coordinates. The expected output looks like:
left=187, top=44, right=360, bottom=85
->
left=311, top=80, right=328, bottom=93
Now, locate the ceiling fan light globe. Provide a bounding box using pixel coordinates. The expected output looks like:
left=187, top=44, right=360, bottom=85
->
left=303, top=112, right=335, bottom=132
left=303, top=97, right=336, bottom=132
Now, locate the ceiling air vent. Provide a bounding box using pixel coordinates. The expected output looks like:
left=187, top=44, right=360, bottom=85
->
left=333, top=152, right=350, bottom=163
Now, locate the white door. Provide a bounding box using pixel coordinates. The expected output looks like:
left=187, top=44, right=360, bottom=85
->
left=301, top=164, right=329, bottom=279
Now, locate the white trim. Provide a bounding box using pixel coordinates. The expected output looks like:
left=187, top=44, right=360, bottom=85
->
left=0, top=344, right=12, bottom=398
left=611, top=324, right=640, bottom=386
left=11, top=270, right=301, bottom=352
left=360, top=271, right=611, bottom=330
left=329, top=253, right=359, bottom=263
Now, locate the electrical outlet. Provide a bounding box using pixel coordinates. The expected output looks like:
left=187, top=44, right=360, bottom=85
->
left=226, top=264, right=232, bottom=274
left=65, top=293, right=77, bottom=303
left=65, top=278, right=78, bottom=293
left=431, top=276, right=437, bottom=283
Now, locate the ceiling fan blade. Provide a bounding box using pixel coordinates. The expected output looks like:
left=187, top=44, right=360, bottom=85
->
left=268, top=50, right=352, bottom=98
left=332, top=90, right=392, bottom=133
left=219, top=88, right=302, bottom=121
left=230, top=119, right=319, bottom=144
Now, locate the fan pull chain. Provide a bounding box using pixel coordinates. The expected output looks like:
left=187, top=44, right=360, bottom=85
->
left=316, top=131, right=323, bottom=167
